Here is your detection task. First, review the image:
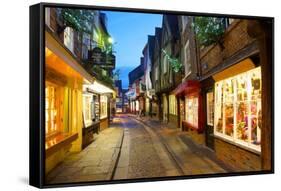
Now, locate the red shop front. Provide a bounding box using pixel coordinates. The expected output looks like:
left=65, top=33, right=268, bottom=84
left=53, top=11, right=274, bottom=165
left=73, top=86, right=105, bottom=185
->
left=174, top=80, right=205, bottom=144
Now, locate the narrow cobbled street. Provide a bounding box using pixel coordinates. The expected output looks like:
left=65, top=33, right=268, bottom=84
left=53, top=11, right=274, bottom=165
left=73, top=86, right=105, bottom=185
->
left=47, top=114, right=230, bottom=184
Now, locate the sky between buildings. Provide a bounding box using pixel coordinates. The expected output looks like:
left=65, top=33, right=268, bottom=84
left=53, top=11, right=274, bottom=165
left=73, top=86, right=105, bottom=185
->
left=104, top=11, right=163, bottom=89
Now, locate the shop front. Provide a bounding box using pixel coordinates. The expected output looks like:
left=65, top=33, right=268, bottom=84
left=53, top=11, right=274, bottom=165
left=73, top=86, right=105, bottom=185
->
left=82, top=89, right=100, bottom=149
left=83, top=81, right=115, bottom=132
left=174, top=80, right=204, bottom=145
left=82, top=80, right=115, bottom=148
left=212, top=58, right=262, bottom=171
left=167, top=94, right=178, bottom=128
left=45, top=29, right=94, bottom=174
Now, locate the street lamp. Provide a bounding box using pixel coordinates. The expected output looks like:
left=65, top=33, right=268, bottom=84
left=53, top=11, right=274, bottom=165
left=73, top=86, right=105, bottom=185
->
left=108, top=37, right=114, bottom=44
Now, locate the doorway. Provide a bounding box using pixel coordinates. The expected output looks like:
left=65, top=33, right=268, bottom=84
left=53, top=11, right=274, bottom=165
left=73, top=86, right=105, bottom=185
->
left=205, top=90, right=215, bottom=150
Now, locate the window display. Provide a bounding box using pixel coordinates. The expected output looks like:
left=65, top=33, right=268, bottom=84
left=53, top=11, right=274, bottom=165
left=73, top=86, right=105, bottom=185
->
left=214, top=67, right=261, bottom=151
left=83, top=94, right=93, bottom=127
left=206, top=92, right=214, bottom=126
left=135, top=100, right=139, bottom=111
left=185, top=96, right=198, bottom=128
left=100, top=95, right=108, bottom=119
left=93, top=94, right=100, bottom=120
left=45, top=83, right=59, bottom=136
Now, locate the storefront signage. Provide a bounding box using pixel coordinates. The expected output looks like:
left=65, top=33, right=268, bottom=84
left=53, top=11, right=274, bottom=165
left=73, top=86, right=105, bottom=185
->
left=88, top=47, right=115, bottom=69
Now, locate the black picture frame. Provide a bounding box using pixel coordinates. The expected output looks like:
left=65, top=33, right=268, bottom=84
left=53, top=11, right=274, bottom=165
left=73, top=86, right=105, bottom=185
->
left=29, top=2, right=274, bottom=188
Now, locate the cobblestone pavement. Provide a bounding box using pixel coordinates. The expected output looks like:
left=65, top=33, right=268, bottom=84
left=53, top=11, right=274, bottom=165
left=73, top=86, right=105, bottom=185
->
left=46, top=114, right=230, bottom=184
left=46, top=125, right=124, bottom=184
left=133, top=115, right=232, bottom=175
left=113, top=115, right=182, bottom=180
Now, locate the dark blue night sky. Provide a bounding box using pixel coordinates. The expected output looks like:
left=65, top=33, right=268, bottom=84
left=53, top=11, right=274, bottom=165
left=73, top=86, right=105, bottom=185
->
left=104, top=11, right=162, bottom=89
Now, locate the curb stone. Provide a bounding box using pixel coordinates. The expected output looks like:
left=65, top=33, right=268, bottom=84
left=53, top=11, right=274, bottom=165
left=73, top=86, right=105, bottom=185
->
left=107, top=128, right=125, bottom=180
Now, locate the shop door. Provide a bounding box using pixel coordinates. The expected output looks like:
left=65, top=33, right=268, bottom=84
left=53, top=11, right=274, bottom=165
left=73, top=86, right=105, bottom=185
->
left=205, top=91, right=215, bottom=150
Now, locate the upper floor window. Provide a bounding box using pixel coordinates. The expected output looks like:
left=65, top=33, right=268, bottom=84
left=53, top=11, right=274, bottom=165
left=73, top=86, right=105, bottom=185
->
left=181, top=16, right=188, bottom=32
left=184, top=40, right=191, bottom=77
left=64, top=27, right=74, bottom=53
left=155, top=65, right=159, bottom=81
left=163, top=55, right=168, bottom=74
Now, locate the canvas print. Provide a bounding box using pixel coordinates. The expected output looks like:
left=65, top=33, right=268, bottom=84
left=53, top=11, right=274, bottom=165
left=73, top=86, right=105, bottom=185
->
left=43, top=5, right=273, bottom=185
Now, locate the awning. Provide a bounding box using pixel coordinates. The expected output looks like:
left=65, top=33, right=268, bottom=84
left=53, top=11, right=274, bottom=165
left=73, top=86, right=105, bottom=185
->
left=84, top=80, right=115, bottom=95
left=173, top=80, right=201, bottom=96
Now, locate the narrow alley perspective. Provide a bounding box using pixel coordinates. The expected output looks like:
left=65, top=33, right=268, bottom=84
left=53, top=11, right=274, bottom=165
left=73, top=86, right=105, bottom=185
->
left=43, top=6, right=273, bottom=185
left=47, top=114, right=229, bottom=184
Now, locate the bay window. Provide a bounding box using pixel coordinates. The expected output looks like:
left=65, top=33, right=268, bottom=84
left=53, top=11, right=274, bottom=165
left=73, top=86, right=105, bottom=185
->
left=163, top=55, right=168, bottom=74
left=214, top=67, right=261, bottom=152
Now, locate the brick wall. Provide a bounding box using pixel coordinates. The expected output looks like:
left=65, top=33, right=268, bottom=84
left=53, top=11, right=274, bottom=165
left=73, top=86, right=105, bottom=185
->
left=200, top=20, right=255, bottom=76
left=214, top=138, right=261, bottom=171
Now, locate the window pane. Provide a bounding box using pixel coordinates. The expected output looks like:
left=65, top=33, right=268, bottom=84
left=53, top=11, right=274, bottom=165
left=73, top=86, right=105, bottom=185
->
left=215, top=82, right=223, bottom=133
left=214, top=66, right=261, bottom=152
left=224, top=103, right=234, bottom=136
left=186, top=97, right=198, bottom=128
left=207, top=92, right=214, bottom=126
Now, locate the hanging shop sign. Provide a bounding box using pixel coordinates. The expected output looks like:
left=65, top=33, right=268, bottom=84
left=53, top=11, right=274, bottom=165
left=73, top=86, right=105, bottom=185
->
left=88, top=47, right=115, bottom=69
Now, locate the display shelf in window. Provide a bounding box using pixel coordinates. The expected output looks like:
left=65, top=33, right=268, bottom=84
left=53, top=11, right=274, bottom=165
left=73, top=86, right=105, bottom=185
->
left=185, top=96, right=199, bottom=128
left=206, top=92, right=214, bottom=126
left=100, top=95, right=108, bottom=119
left=214, top=66, right=262, bottom=152
left=83, top=94, right=93, bottom=127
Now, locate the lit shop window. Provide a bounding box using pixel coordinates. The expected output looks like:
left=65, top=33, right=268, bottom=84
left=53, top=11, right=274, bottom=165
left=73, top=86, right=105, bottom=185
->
left=207, top=92, right=214, bottom=126
left=100, top=95, right=108, bottom=119
left=169, top=95, right=177, bottom=115
left=83, top=94, right=93, bottom=126
left=185, top=96, right=199, bottom=128
left=214, top=67, right=261, bottom=152
left=135, top=100, right=140, bottom=111
left=45, top=84, right=59, bottom=136
left=64, top=27, right=74, bottom=53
